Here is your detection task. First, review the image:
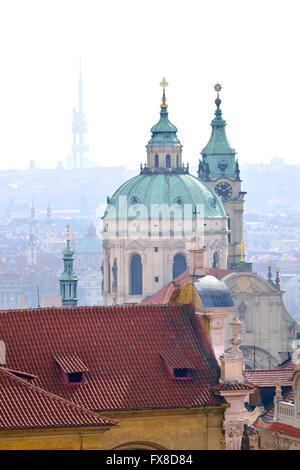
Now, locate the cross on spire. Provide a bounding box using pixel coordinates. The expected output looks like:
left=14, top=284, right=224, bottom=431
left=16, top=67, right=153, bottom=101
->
left=237, top=240, right=247, bottom=261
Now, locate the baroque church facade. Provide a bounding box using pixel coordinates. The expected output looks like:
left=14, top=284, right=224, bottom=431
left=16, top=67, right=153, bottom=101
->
left=102, top=80, right=229, bottom=306
left=101, top=78, right=299, bottom=367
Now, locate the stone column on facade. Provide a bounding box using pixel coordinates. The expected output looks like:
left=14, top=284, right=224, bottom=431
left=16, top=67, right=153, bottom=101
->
left=216, top=317, right=256, bottom=450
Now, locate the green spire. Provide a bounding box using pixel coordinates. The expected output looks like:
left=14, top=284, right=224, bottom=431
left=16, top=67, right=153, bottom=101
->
left=59, top=225, right=78, bottom=306
left=199, top=84, right=239, bottom=181
left=147, top=77, right=181, bottom=147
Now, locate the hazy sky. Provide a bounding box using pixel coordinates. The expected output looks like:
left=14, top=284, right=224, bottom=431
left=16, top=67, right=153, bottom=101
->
left=0, top=0, right=299, bottom=171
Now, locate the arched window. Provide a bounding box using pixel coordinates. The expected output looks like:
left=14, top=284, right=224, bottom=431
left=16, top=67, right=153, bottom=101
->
left=227, top=216, right=231, bottom=244
left=213, top=252, right=219, bottom=268
left=108, top=260, right=111, bottom=294
left=172, top=253, right=187, bottom=279
left=176, top=155, right=179, bottom=168
left=166, top=154, right=171, bottom=168
left=155, top=154, right=159, bottom=168
left=130, top=254, right=143, bottom=295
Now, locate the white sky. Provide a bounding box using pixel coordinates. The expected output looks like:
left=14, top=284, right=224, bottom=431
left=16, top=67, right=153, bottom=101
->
left=0, top=0, right=299, bottom=170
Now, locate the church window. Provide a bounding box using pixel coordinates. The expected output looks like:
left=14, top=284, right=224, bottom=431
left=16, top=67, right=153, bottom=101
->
left=155, top=276, right=159, bottom=282
left=213, top=252, right=219, bottom=269
left=154, top=247, right=158, bottom=252
left=69, top=284, right=72, bottom=298
left=130, top=254, right=143, bottom=295
left=155, top=154, right=159, bottom=168
left=176, top=155, right=179, bottom=168
left=227, top=216, right=231, bottom=244
left=166, top=154, right=171, bottom=168
left=172, top=254, right=187, bottom=279
left=108, top=260, right=111, bottom=294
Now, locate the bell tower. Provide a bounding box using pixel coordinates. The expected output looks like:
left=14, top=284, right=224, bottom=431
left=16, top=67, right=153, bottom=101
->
left=198, top=84, right=246, bottom=269
left=59, top=225, right=78, bottom=306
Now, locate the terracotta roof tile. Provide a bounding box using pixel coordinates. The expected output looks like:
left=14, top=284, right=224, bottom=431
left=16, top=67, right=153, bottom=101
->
left=213, top=382, right=256, bottom=392
left=55, top=354, right=89, bottom=374
left=159, top=350, right=195, bottom=369
left=255, top=419, right=300, bottom=438
left=0, top=304, right=222, bottom=412
left=244, top=368, right=294, bottom=387
left=0, top=367, right=117, bottom=430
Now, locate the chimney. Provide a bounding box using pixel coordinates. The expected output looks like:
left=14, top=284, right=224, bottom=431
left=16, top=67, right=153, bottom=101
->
left=188, top=247, right=206, bottom=276
left=0, top=341, right=6, bottom=366
left=18, top=295, right=26, bottom=309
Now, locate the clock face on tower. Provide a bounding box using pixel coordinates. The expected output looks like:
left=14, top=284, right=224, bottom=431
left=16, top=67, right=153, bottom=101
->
left=214, top=181, right=233, bottom=201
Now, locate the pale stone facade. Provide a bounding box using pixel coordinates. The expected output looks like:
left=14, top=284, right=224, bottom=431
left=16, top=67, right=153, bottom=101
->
left=103, top=225, right=228, bottom=305
left=223, top=271, right=297, bottom=368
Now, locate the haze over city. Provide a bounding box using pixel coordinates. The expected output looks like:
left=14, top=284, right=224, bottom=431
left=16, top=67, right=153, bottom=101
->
left=0, top=0, right=299, bottom=170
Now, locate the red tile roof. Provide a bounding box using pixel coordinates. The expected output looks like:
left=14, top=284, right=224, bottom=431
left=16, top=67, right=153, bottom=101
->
left=258, top=388, right=294, bottom=422
left=0, top=366, right=117, bottom=430
left=159, top=350, right=195, bottom=369
left=0, top=304, right=223, bottom=412
left=254, top=419, right=300, bottom=439
left=55, top=354, right=89, bottom=374
left=213, top=382, right=256, bottom=392
left=244, top=368, right=294, bottom=387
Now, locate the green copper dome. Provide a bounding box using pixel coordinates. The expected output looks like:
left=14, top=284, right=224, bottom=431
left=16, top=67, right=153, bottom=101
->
left=76, top=223, right=101, bottom=254
left=103, top=173, right=226, bottom=219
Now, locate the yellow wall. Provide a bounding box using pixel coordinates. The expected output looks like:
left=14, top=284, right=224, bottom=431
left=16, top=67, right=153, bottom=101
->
left=0, top=427, right=111, bottom=450
left=99, top=407, right=226, bottom=450
left=172, top=283, right=211, bottom=343
left=0, top=407, right=226, bottom=450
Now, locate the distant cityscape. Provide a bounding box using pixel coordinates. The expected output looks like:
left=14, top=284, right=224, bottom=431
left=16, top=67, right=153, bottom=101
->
left=0, top=158, right=299, bottom=320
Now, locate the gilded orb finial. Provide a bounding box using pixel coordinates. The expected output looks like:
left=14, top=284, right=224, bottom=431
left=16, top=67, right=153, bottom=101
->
left=66, top=224, right=70, bottom=241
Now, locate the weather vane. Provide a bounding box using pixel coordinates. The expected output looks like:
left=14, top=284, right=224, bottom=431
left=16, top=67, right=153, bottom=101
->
left=214, top=83, right=222, bottom=98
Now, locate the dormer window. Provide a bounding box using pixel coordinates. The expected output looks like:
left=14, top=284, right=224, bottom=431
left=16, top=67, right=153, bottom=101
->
left=159, top=350, right=194, bottom=381
left=55, top=354, right=89, bottom=386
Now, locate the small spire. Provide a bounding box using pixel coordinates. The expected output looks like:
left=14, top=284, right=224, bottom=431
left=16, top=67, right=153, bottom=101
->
left=66, top=224, right=70, bottom=242
left=275, top=266, right=280, bottom=290
left=275, top=377, right=282, bottom=400
left=267, top=262, right=272, bottom=283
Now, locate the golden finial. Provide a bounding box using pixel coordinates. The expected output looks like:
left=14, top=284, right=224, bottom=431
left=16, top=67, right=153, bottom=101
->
left=160, top=76, right=168, bottom=108
left=66, top=224, right=70, bottom=241
left=160, top=76, right=168, bottom=90
left=276, top=266, right=279, bottom=273
left=237, top=240, right=247, bottom=261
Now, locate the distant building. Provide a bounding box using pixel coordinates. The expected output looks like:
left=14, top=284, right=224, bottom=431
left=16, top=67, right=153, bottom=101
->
left=75, top=223, right=101, bottom=270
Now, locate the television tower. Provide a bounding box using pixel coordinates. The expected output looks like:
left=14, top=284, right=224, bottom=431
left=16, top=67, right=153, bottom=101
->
left=71, top=59, right=89, bottom=168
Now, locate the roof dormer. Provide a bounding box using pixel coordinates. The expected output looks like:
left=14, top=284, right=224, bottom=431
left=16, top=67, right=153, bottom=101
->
left=55, top=354, right=88, bottom=386
left=160, top=350, right=194, bottom=381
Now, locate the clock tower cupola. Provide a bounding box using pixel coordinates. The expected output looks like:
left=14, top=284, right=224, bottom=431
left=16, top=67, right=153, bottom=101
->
left=198, top=84, right=246, bottom=269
